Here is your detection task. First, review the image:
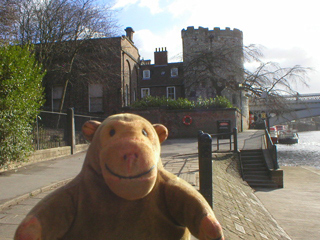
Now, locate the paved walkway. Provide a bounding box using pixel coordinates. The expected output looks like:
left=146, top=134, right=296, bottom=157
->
left=0, top=130, right=319, bottom=239
left=255, top=166, right=320, bottom=240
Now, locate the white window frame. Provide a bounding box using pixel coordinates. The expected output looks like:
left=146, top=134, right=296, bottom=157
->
left=167, top=86, right=176, bottom=99
left=171, top=68, right=178, bottom=77
left=52, top=86, right=63, bottom=112
left=143, top=70, right=151, bottom=79
left=89, top=83, right=103, bottom=112
left=141, top=88, right=150, bottom=98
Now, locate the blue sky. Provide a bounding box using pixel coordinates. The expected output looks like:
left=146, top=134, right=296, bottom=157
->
left=100, top=0, right=320, bottom=94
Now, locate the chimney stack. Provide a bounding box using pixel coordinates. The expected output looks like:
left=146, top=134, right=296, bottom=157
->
left=154, top=47, right=168, bottom=65
left=124, top=27, right=135, bottom=42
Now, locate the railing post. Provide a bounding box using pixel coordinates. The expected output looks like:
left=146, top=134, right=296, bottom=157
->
left=67, top=108, right=75, bottom=154
left=36, top=115, right=40, bottom=150
left=198, top=132, right=213, bottom=208
left=233, top=127, right=238, bottom=152
left=273, top=144, right=279, bottom=169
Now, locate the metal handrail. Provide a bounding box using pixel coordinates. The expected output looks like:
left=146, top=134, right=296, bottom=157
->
left=264, top=123, right=279, bottom=170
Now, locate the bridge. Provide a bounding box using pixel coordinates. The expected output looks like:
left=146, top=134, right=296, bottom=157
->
left=249, top=93, right=320, bottom=126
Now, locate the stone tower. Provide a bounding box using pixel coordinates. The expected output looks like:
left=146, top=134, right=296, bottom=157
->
left=181, top=26, right=244, bottom=107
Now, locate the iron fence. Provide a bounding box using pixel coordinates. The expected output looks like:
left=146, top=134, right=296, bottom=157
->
left=33, top=110, right=105, bottom=150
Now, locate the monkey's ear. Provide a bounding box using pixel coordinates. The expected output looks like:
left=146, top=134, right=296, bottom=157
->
left=82, top=120, right=101, bottom=142
left=153, top=124, right=168, bottom=143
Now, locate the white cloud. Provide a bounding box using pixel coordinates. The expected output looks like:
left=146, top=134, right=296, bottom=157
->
left=113, top=0, right=162, bottom=14
left=134, top=27, right=182, bottom=63
left=139, top=0, right=163, bottom=14
left=262, top=47, right=314, bottom=67
left=113, top=0, right=139, bottom=9
left=114, top=0, right=320, bottom=94
left=167, top=0, right=195, bottom=18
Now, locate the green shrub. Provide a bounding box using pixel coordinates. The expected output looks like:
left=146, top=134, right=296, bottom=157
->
left=130, top=96, right=233, bottom=110
left=0, top=44, right=45, bottom=168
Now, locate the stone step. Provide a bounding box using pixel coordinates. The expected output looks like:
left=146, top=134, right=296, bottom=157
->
left=242, top=162, right=266, bottom=167
left=240, top=150, right=278, bottom=189
left=243, top=169, right=270, bottom=177
left=243, top=166, right=268, bottom=171
left=246, top=180, right=278, bottom=188
left=241, top=152, right=263, bottom=158
left=241, top=156, right=264, bottom=161
left=240, top=150, right=263, bottom=155
left=244, top=175, right=270, bottom=181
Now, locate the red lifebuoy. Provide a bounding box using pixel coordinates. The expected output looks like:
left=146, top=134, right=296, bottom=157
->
left=183, top=116, right=192, bottom=125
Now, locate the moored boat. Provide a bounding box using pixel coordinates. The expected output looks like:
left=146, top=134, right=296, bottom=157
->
left=278, top=130, right=299, bottom=144
left=269, top=127, right=278, bottom=144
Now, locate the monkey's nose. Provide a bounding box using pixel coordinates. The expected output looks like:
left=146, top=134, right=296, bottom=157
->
left=123, top=153, right=138, bottom=173
left=123, top=153, right=138, bottom=161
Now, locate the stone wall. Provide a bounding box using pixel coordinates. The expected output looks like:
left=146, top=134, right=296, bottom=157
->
left=128, top=108, right=248, bottom=138
left=28, top=144, right=88, bottom=163
left=0, top=144, right=89, bottom=173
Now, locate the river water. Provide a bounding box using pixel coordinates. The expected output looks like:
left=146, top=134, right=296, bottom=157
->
left=277, top=131, right=320, bottom=169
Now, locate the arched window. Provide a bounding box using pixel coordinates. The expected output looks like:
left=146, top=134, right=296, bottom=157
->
left=125, top=60, right=131, bottom=106
left=125, top=84, right=129, bottom=106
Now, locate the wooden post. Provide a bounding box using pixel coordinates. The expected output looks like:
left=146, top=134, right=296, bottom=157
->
left=67, top=108, right=75, bottom=154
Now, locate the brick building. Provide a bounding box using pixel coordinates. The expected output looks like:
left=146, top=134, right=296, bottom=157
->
left=138, top=27, right=245, bottom=106
left=43, top=27, right=140, bottom=116
left=137, top=26, right=248, bottom=128
left=139, top=48, right=184, bottom=99
left=41, top=26, right=248, bottom=120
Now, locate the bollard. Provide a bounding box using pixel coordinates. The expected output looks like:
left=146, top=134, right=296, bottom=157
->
left=198, top=132, right=213, bottom=208
left=198, top=130, right=204, bottom=149
left=233, top=127, right=238, bottom=152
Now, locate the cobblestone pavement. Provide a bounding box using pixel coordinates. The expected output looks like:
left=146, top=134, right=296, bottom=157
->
left=0, top=153, right=291, bottom=240
left=0, top=132, right=293, bottom=239
left=162, top=154, right=291, bottom=240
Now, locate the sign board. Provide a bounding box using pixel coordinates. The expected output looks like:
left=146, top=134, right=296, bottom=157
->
left=217, top=120, right=231, bottom=139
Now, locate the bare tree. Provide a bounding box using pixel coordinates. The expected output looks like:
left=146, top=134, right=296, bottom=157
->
left=11, top=0, right=120, bottom=112
left=244, top=61, right=311, bottom=116
left=0, top=0, right=19, bottom=43
left=184, top=43, right=311, bottom=110
left=184, top=43, right=244, bottom=98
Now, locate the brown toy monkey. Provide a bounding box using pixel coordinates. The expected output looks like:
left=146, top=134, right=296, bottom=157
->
left=15, top=113, right=224, bottom=240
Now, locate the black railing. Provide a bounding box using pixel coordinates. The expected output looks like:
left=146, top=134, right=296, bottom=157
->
left=264, top=125, right=279, bottom=170
left=33, top=109, right=105, bottom=151
left=209, top=128, right=238, bottom=152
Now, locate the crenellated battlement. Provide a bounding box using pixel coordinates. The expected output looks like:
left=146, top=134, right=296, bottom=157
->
left=181, top=26, right=243, bottom=39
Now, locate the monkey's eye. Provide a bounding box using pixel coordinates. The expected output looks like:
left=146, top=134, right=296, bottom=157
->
left=142, top=129, right=148, bottom=137
left=109, top=129, right=116, bottom=137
